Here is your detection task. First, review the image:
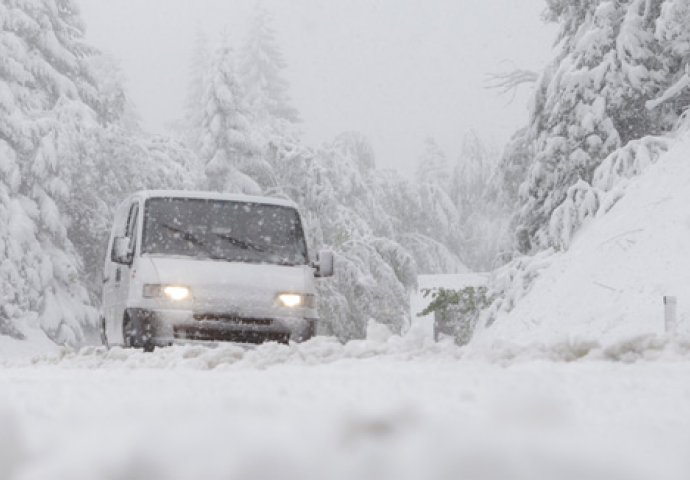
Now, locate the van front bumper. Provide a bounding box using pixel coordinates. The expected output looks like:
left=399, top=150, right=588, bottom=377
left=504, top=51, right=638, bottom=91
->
left=126, top=308, right=317, bottom=347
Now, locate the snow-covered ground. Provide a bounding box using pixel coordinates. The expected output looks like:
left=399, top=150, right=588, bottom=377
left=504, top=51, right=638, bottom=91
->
left=2, top=334, right=690, bottom=480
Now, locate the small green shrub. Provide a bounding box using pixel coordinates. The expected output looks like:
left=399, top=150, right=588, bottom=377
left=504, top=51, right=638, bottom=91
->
left=418, top=286, right=491, bottom=318
left=419, top=286, right=492, bottom=344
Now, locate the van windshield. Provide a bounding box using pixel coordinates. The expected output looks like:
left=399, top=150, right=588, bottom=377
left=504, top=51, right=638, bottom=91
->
left=142, top=198, right=309, bottom=266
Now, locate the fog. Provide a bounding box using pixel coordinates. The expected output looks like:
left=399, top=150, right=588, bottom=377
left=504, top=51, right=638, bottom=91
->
left=78, top=0, right=555, bottom=175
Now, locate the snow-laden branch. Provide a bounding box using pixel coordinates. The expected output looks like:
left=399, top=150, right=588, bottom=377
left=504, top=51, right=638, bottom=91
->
left=646, top=73, right=690, bottom=110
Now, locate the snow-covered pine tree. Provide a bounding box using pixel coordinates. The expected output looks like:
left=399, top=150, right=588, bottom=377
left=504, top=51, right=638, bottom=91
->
left=515, top=0, right=675, bottom=249
left=182, top=27, right=211, bottom=151
left=200, top=34, right=263, bottom=194
left=299, top=135, right=416, bottom=338
left=0, top=140, right=27, bottom=339
left=238, top=4, right=301, bottom=192
left=448, top=132, right=510, bottom=270
left=65, top=126, right=200, bottom=304
left=239, top=3, right=299, bottom=136
left=408, top=139, right=460, bottom=250
left=374, top=168, right=468, bottom=275
left=449, top=132, right=493, bottom=217
left=62, top=48, right=205, bottom=313
left=415, top=138, right=450, bottom=190
left=652, top=0, right=690, bottom=114
left=321, top=134, right=467, bottom=279
left=0, top=0, right=102, bottom=344
left=86, top=52, right=140, bottom=129
left=494, top=127, right=534, bottom=214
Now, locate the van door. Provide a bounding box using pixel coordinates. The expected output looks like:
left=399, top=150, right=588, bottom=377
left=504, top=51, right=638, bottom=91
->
left=102, top=229, right=117, bottom=341
left=109, top=201, right=140, bottom=344
left=102, top=203, right=127, bottom=342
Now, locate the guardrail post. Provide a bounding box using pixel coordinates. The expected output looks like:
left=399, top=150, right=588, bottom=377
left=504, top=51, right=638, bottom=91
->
left=664, top=296, right=678, bottom=334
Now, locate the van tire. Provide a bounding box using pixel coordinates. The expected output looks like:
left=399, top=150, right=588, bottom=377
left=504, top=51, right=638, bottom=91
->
left=122, top=315, right=134, bottom=348
left=123, top=314, right=155, bottom=353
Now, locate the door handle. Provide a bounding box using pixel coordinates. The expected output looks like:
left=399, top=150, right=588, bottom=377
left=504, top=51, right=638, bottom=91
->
left=115, top=268, right=121, bottom=282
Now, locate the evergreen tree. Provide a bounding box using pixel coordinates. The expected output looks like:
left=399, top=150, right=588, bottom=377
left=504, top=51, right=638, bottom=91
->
left=238, top=4, right=302, bottom=194
left=0, top=2, right=203, bottom=344
left=494, top=127, right=534, bottom=212
left=294, top=136, right=417, bottom=339
left=446, top=132, right=511, bottom=270
left=450, top=131, right=492, bottom=216
left=200, top=35, right=261, bottom=194
left=0, top=0, right=101, bottom=344
left=86, top=52, right=140, bottom=129
left=65, top=126, right=201, bottom=305
left=375, top=169, right=467, bottom=274
left=415, top=138, right=450, bottom=189
left=239, top=2, right=300, bottom=135
left=516, top=0, right=676, bottom=249
left=183, top=27, right=211, bottom=151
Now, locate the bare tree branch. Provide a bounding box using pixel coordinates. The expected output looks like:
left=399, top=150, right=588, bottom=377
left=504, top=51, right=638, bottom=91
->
left=485, top=69, right=539, bottom=99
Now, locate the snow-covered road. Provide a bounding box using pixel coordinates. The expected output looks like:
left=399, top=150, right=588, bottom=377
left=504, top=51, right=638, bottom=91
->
left=2, top=338, right=690, bottom=480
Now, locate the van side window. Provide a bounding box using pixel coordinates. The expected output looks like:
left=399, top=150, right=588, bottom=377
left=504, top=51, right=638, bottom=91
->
left=125, top=203, right=139, bottom=253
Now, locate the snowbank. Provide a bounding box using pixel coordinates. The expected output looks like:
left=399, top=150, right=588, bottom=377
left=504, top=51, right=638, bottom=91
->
left=19, top=329, right=690, bottom=373
left=26, top=328, right=461, bottom=371
left=475, top=133, right=690, bottom=348
left=0, top=328, right=59, bottom=364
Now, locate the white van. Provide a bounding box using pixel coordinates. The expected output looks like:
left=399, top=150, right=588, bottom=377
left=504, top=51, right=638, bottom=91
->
left=101, top=190, right=334, bottom=351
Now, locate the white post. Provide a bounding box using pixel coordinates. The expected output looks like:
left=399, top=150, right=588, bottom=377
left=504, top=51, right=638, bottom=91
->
left=664, top=296, right=678, bottom=334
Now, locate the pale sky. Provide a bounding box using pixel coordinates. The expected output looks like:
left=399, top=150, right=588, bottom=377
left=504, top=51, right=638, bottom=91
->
left=78, top=0, right=556, bottom=176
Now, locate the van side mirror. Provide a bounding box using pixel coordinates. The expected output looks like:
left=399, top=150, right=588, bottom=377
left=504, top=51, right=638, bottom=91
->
left=315, top=250, right=335, bottom=278
left=111, top=236, right=133, bottom=265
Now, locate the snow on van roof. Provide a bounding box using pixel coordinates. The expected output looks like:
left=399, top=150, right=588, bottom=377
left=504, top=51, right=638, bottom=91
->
left=132, top=190, right=298, bottom=208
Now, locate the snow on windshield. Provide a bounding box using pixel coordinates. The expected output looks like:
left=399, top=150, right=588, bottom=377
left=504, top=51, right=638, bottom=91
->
left=141, top=198, right=308, bottom=266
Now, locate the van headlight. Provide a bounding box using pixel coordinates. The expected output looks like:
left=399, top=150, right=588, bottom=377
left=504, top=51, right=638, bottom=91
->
left=277, top=293, right=315, bottom=309
left=143, top=284, right=192, bottom=301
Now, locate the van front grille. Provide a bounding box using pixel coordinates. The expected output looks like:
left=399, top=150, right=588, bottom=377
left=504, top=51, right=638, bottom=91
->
left=192, top=313, right=273, bottom=326
left=174, top=326, right=289, bottom=344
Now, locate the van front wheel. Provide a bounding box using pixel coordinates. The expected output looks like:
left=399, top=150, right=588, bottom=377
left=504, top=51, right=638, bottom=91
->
left=123, top=314, right=155, bottom=353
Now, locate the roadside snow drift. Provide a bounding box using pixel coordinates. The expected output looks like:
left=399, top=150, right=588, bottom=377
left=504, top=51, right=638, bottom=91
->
left=476, top=133, right=690, bottom=347
left=0, top=330, right=59, bottom=362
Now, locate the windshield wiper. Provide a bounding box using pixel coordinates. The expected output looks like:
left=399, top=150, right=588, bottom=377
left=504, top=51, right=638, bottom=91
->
left=213, top=233, right=266, bottom=252
left=161, top=223, right=213, bottom=257
left=205, top=256, right=299, bottom=266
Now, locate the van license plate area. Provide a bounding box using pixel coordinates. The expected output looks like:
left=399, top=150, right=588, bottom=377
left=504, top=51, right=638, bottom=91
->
left=174, top=326, right=288, bottom=344
left=193, top=313, right=273, bottom=326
